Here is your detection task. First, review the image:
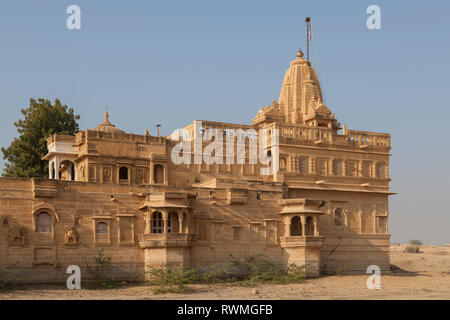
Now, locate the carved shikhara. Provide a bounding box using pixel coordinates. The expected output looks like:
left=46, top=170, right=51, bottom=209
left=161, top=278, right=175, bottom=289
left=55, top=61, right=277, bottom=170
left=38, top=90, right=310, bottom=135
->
left=0, top=49, right=392, bottom=281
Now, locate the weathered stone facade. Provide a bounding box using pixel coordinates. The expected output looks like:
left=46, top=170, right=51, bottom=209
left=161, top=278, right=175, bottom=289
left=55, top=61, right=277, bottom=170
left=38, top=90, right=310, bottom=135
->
left=0, top=49, right=392, bottom=282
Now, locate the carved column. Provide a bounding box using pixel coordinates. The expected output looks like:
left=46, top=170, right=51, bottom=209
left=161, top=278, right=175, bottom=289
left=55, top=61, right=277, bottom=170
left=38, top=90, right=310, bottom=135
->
left=145, top=210, right=151, bottom=234
left=178, top=209, right=184, bottom=234
left=162, top=209, right=168, bottom=234
left=301, top=216, right=306, bottom=236
left=313, top=216, right=319, bottom=236
left=358, top=160, right=363, bottom=177
left=285, top=216, right=291, bottom=237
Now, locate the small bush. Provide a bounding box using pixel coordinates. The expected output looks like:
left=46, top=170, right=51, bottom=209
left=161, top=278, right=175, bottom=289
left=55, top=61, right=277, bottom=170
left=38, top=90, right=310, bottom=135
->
left=404, top=239, right=422, bottom=253
left=86, top=248, right=124, bottom=289
left=0, top=263, right=18, bottom=291
left=146, top=255, right=306, bottom=294
left=404, top=244, right=420, bottom=253
left=146, top=265, right=196, bottom=294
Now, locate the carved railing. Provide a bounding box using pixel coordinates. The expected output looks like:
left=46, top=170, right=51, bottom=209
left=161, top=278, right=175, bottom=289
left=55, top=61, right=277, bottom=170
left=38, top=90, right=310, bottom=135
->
left=138, top=233, right=195, bottom=248
left=346, top=130, right=390, bottom=147
left=267, top=123, right=390, bottom=148
left=47, top=142, right=77, bottom=154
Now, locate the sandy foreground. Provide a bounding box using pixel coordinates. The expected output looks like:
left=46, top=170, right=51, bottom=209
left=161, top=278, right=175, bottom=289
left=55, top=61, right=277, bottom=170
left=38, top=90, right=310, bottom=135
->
left=0, top=244, right=449, bottom=300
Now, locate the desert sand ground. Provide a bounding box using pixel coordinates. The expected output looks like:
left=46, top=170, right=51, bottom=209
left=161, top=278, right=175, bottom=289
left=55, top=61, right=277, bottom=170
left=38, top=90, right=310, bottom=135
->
left=0, top=244, right=449, bottom=300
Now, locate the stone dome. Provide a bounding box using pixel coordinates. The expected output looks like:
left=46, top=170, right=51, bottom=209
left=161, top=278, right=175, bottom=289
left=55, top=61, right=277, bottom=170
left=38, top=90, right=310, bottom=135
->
left=92, top=109, right=126, bottom=134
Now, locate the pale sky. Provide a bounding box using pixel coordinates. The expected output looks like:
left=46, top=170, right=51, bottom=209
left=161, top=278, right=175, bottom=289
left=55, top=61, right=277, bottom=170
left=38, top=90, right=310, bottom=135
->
left=0, top=0, right=449, bottom=244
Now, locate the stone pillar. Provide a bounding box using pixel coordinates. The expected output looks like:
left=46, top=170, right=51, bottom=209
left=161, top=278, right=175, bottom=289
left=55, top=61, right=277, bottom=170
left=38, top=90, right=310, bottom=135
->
left=285, top=216, right=291, bottom=237
left=301, top=216, right=306, bottom=236
left=342, top=160, right=347, bottom=177
left=186, top=213, right=191, bottom=234
left=358, top=160, right=363, bottom=177
left=372, top=204, right=377, bottom=234
left=310, top=157, right=316, bottom=174
left=145, top=210, right=151, bottom=234
left=313, top=216, right=319, bottom=236
left=55, top=158, right=60, bottom=180
left=162, top=210, right=168, bottom=234
left=178, top=209, right=184, bottom=234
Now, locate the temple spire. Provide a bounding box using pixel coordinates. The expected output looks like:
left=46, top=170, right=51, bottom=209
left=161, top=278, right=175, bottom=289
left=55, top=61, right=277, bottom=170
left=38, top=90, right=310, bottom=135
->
left=104, top=108, right=109, bottom=122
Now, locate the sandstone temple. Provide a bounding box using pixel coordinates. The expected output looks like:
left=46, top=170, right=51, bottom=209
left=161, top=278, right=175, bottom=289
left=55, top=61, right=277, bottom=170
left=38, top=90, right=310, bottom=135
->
left=0, top=49, right=392, bottom=282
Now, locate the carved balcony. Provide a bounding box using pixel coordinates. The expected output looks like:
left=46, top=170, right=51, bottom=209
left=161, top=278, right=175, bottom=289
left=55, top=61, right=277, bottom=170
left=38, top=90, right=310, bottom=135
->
left=138, top=233, right=195, bottom=249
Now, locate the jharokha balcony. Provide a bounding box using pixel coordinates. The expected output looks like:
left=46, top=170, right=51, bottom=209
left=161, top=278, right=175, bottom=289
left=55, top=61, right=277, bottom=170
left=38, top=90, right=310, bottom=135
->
left=138, top=233, right=196, bottom=249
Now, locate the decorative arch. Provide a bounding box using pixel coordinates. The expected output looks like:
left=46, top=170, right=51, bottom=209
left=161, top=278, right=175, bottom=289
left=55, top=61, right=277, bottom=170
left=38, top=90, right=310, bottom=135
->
left=305, top=216, right=314, bottom=236
left=290, top=216, right=302, bottom=236
left=32, top=202, right=59, bottom=232
left=119, top=166, right=129, bottom=180
left=280, top=158, right=287, bottom=171
left=334, top=208, right=344, bottom=226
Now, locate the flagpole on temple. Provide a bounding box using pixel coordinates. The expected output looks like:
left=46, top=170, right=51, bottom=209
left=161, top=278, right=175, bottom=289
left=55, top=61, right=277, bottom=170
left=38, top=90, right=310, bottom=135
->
left=305, top=17, right=311, bottom=61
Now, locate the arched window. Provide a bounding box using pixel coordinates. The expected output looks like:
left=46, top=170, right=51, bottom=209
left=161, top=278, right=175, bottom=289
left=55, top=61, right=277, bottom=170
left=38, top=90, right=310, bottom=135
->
left=290, top=216, right=302, bottom=236
left=280, top=158, right=287, bottom=171
left=119, top=166, right=128, bottom=180
left=151, top=211, right=163, bottom=233
left=36, top=212, right=52, bottom=232
left=154, top=164, right=164, bottom=184
left=334, top=208, right=343, bottom=226
left=96, top=222, right=108, bottom=234
left=305, top=216, right=314, bottom=236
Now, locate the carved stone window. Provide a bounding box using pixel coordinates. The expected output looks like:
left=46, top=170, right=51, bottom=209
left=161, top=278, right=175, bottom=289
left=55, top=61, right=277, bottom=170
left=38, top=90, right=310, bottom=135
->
left=96, top=222, right=108, bottom=234
left=305, top=216, right=314, bottom=236
left=333, top=159, right=343, bottom=175
left=298, top=157, right=308, bottom=173
left=376, top=162, right=385, bottom=178
left=346, top=160, right=358, bottom=177
left=316, top=158, right=328, bottom=175
left=197, top=222, right=208, bottom=241
left=334, top=208, right=343, bottom=226
left=232, top=227, right=241, bottom=240
left=154, top=164, right=164, bottom=184
left=362, top=161, right=373, bottom=177
left=151, top=211, right=163, bottom=233
left=168, top=212, right=179, bottom=234
left=290, top=216, right=302, bottom=236
left=36, top=212, right=52, bottom=233
left=280, top=158, right=287, bottom=171
left=119, top=166, right=128, bottom=180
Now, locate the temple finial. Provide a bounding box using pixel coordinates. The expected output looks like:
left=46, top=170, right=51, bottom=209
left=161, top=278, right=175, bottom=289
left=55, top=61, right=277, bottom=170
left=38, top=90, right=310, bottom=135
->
left=297, top=48, right=304, bottom=58
left=104, top=108, right=109, bottom=122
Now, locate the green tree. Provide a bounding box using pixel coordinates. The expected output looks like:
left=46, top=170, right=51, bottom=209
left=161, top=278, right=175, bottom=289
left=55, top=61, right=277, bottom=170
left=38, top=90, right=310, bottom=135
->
left=1, top=98, right=80, bottom=178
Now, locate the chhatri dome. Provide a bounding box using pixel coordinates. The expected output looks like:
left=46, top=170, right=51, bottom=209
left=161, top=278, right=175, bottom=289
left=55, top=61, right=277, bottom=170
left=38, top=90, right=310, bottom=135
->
left=92, top=108, right=126, bottom=134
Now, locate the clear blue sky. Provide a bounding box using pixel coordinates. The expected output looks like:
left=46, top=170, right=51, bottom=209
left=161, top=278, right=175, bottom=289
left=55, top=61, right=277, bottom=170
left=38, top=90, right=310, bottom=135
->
left=0, top=0, right=449, bottom=245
